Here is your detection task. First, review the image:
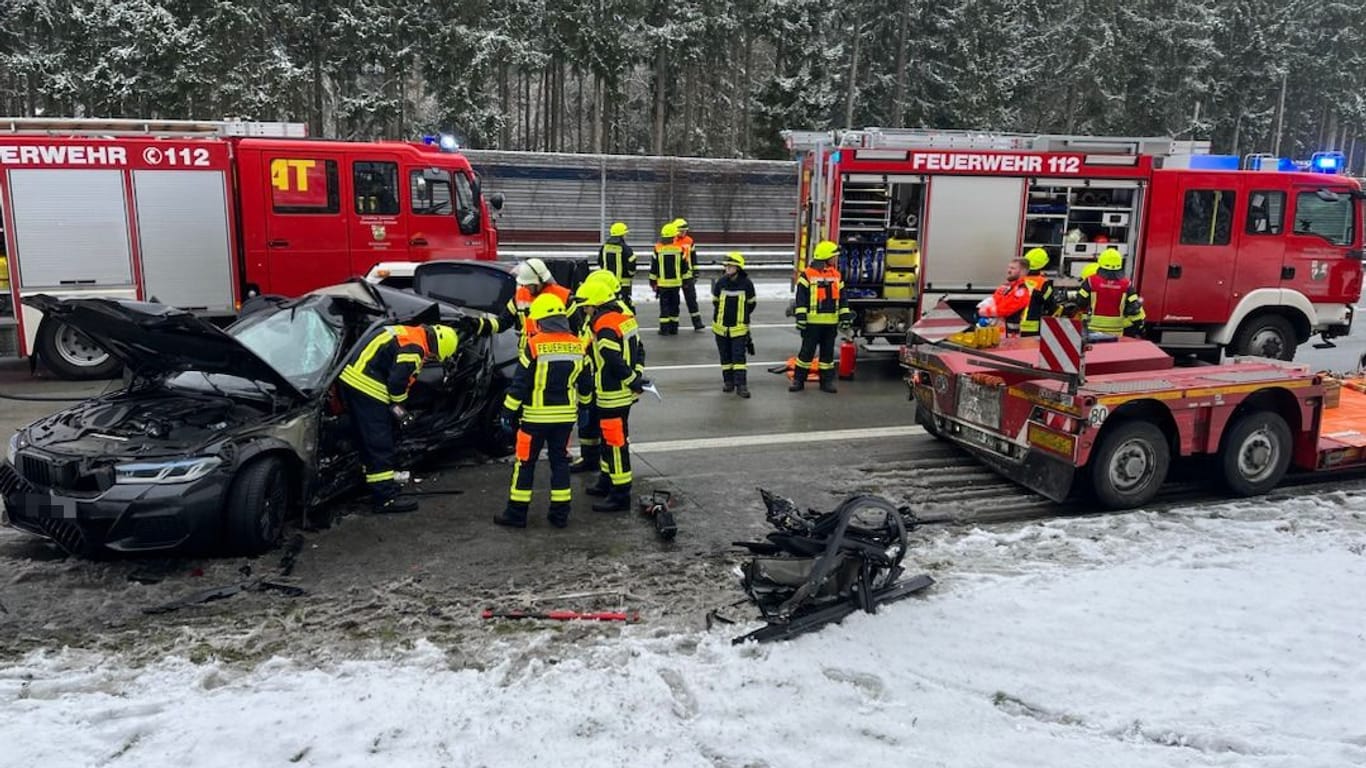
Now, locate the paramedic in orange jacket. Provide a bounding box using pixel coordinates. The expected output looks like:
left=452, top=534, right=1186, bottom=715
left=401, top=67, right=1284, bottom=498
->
left=976, top=257, right=1033, bottom=334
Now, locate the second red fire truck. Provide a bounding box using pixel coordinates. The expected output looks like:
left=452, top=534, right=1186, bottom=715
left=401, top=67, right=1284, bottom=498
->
left=785, top=128, right=1364, bottom=362
left=0, top=118, right=501, bottom=378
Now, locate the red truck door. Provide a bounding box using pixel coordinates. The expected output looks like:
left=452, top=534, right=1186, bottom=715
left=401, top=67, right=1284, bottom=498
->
left=1229, top=184, right=1287, bottom=305
left=346, top=154, right=408, bottom=275
left=1152, top=173, right=1241, bottom=323
left=261, top=154, right=349, bottom=295
left=402, top=165, right=465, bottom=260
left=1283, top=183, right=1361, bottom=304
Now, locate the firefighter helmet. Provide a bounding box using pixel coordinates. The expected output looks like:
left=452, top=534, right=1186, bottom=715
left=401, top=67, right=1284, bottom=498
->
left=812, top=240, right=840, bottom=262
left=723, top=252, right=746, bottom=269
left=1024, top=247, right=1050, bottom=271
left=432, top=325, right=459, bottom=361
left=673, top=218, right=689, bottom=231
left=575, top=277, right=614, bottom=307
left=1097, top=248, right=1124, bottom=271
left=660, top=222, right=679, bottom=239
left=609, top=222, right=628, bottom=237
left=1080, top=262, right=1100, bottom=280
left=584, top=269, right=621, bottom=294
left=528, top=293, right=567, bottom=321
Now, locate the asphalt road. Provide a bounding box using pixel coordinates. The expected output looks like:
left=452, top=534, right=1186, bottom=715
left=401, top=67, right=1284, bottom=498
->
left=3, top=295, right=1366, bottom=664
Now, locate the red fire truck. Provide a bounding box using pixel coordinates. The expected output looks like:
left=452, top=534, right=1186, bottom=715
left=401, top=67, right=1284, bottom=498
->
left=0, top=118, right=501, bottom=378
left=786, top=128, right=1365, bottom=361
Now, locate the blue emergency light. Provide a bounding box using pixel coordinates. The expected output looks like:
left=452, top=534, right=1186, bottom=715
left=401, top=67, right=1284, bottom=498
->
left=1311, top=151, right=1345, bottom=174
left=421, top=133, right=460, bottom=152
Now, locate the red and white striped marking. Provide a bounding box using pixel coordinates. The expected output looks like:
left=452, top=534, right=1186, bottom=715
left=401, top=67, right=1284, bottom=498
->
left=1038, top=317, right=1084, bottom=374
left=1042, top=410, right=1071, bottom=430
left=911, top=301, right=970, bottom=343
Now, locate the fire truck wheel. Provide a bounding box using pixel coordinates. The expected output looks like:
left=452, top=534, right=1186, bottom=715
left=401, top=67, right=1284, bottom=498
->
left=1088, top=419, right=1170, bottom=510
left=224, top=456, right=288, bottom=555
left=1230, top=314, right=1296, bottom=361
left=915, top=403, right=944, bottom=440
left=1218, top=410, right=1292, bottom=497
left=35, top=320, right=122, bottom=380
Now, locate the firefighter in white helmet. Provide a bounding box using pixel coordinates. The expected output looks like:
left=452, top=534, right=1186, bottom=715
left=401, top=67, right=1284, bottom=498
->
left=479, top=257, right=572, bottom=346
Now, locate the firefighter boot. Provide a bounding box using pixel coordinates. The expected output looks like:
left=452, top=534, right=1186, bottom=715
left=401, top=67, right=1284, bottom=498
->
left=788, top=374, right=805, bottom=392
left=372, top=482, right=418, bottom=514
left=736, top=385, right=751, bottom=399
left=819, top=370, right=838, bottom=394
left=585, top=472, right=611, bottom=497
left=547, top=503, right=571, bottom=529
left=722, top=371, right=735, bottom=393
left=569, top=445, right=600, bottom=474
left=592, top=484, right=632, bottom=513
left=493, top=502, right=529, bottom=529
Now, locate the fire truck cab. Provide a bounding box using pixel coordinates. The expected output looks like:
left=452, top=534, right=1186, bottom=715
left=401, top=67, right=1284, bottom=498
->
left=0, top=118, right=501, bottom=379
left=786, top=128, right=1364, bottom=362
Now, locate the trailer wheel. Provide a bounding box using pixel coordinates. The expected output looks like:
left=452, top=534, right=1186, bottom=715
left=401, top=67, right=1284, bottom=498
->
left=35, top=319, right=121, bottom=380
left=1230, top=314, right=1296, bottom=361
left=915, top=403, right=944, bottom=440
left=1218, top=410, right=1292, bottom=497
left=1088, top=420, right=1170, bottom=510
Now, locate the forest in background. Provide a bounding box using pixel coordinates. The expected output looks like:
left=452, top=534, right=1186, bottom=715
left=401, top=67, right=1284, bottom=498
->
left=1, top=0, right=1363, bottom=168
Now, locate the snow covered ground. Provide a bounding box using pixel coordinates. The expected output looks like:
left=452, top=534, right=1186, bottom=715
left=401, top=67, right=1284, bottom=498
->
left=4, top=493, right=1365, bottom=767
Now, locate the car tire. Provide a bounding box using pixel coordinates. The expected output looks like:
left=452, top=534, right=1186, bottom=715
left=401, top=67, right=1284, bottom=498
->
left=1218, top=410, right=1292, bottom=497
left=1088, top=419, right=1170, bottom=510
left=225, top=457, right=288, bottom=555
left=35, top=319, right=122, bottom=380
left=916, top=402, right=944, bottom=441
left=1231, top=314, right=1296, bottom=361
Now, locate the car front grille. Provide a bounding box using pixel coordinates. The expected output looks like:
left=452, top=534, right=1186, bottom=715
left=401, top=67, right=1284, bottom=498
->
left=19, top=453, right=55, bottom=488
left=0, top=461, right=32, bottom=497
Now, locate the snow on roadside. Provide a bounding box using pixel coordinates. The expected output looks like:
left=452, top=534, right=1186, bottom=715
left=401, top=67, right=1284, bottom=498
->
left=3, top=497, right=1365, bottom=768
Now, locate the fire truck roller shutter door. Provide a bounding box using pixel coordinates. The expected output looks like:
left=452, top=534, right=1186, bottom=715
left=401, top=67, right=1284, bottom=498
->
left=922, top=176, right=1027, bottom=290
left=132, top=170, right=235, bottom=312
left=6, top=169, right=133, bottom=288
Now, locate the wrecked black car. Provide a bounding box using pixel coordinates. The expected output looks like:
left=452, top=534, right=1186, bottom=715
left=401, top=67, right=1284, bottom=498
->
left=1, top=274, right=517, bottom=557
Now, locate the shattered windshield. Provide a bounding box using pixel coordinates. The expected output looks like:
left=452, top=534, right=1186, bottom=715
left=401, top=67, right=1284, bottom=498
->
left=167, top=303, right=342, bottom=396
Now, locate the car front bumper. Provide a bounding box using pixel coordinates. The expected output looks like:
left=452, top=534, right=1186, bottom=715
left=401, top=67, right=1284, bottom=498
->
left=0, top=460, right=229, bottom=555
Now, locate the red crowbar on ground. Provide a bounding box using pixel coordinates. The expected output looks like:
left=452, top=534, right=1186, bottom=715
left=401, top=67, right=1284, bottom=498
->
left=481, top=609, right=642, bottom=623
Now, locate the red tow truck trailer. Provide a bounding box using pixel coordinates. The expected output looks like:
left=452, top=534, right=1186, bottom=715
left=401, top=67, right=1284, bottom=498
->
left=0, top=118, right=501, bottom=378
left=900, top=315, right=1366, bottom=510
left=786, top=128, right=1364, bottom=361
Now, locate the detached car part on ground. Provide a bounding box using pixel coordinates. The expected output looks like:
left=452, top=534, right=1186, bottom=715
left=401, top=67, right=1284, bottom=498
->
left=1, top=269, right=520, bottom=557
left=718, top=490, right=934, bottom=644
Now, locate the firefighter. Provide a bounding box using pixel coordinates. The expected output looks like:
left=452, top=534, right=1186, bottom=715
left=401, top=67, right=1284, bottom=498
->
left=1076, top=247, right=1146, bottom=336
left=674, top=218, right=705, bottom=332
left=597, top=221, right=636, bottom=310
left=651, top=222, right=686, bottom=335
left=791, top=240, right=851, bottom=393
left=577, top=276, right=648, bottom=512
left=496, top=294, right=592, bottom=529
left=479, top=257, right=571, bottom=343
left=569, top=270, right=632, bottom=474
left=713, top=252, right=757, bottom=398
left=976, top=257, right=1033, bottom=335
left=339, top=323, right=460, bottom=513
left=1019, top=247, right=1058, bottom=337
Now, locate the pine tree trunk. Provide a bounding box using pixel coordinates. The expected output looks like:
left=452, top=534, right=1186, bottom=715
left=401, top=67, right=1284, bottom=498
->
left=845, top=24, right=862, bottom=129
left=892, top=1, right=910, bottom=128
left=576, top=69, right=584, bottom=153
left=499, top=63, right=511, bottom=148
left=590, top=73, right=601, bottom=153
left=653, top=48, right=668, bottom=156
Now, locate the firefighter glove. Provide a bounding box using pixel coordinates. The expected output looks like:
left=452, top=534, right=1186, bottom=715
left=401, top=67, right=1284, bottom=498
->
left=577, top=405, right=592, bottom=433
left=390, top=405, right=416, bottom=429
left=745, top=335, right=756, bottom=356
left=649, top=280, right=658, bottom=296
left=500, top=409, right=519, bottom=435
left=630, top=377, right=650, bottom=394
left=796, top=318, right=807, bottom=331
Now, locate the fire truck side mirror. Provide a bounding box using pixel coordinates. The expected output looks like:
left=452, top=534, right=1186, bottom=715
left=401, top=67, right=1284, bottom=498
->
left=488, top=192, right=505, bottom=212
left=1347, top=249, right=1363, bottom=261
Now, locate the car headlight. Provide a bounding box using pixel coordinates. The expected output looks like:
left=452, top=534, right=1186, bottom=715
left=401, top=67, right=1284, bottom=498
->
left=113, top=457, right=222, bottom=485
left=6, top=432, right=22, bottom=466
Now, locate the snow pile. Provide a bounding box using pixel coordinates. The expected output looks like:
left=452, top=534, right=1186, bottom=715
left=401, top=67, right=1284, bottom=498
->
left=3, top=499, right=1365, bottom=767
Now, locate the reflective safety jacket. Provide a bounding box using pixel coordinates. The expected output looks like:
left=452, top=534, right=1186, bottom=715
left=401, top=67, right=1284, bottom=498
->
left=977, top=277, right=1032, bottom=331
left=1077, top=272, right=1145, bottom=334
left=794, top=265, right=850, bottom=325
left=711, top=272, right=757, bottom=337
left=674, top=233, right=696, bottom=280
left=339, top=325, right=435, bottom=404
left=598, top=236, right=636, bottom=284
left=490, top=283, right=574, bottom=342
left=503, top=318, right=591, bottom=425
left=589, top=306, right=644, bottom=410
left=1019, top=272, right=1057, bottom=335
left=650, top=240, right=685, bottom=288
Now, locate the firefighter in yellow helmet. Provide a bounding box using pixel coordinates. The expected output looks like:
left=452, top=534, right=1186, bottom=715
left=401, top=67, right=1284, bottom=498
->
left=496, top=293, right=592, bottom=529
left=713, top=252, right=757, bottom=398
left=792, top=240, right=851, bottom=393
left=1019, top=247, right=1058, bottom=337
left=577, top=274, right=648, bottom=512
left=1076, top=248, right=1145, bottom=336
left=673, top=218, right=705, bottom=331
left=651, top=222, right=686, bottom=334
left=597, top=222, right=636, bottom=311
left=339, top=323, right=460, bottom=513
left=569, top=269, right=639, bottom=474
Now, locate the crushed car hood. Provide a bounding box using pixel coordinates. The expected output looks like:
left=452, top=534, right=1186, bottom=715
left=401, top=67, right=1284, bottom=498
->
left=25, top=295, right=306, bottom=401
